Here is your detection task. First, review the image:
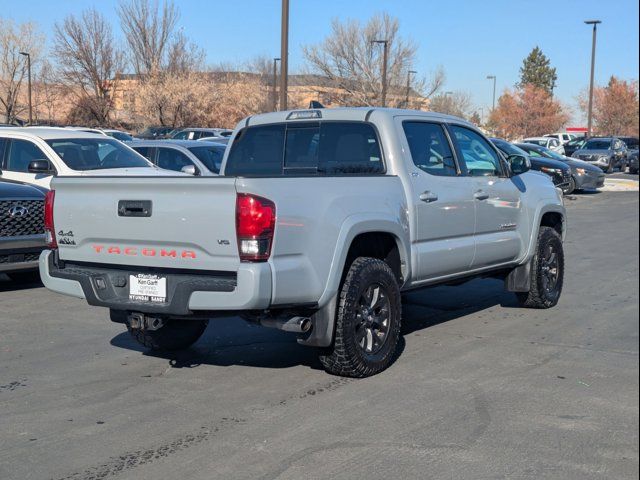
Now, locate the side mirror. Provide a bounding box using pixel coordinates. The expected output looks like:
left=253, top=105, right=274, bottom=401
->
left=28, top=159, right=54, bottom=174
left=507, top=154, right=530, bottom=175
left=180, top=164, right=198, bottom=176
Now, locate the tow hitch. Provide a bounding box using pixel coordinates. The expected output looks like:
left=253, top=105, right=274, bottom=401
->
left=128, top=312, right=165, bottom=331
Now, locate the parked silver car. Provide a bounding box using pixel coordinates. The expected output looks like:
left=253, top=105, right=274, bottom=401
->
left=129, top=140, right=227, bottom=175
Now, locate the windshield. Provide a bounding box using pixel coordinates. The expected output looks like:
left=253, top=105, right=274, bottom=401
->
left=583, top=139, right=611, bottom=150
left=188, top=145, right=226, bottom=173
left=492, top=139, right=528, bottom=157
left=535, top=147, right=566, bottom=161
left=622, top=138, right=639, bottom=149
left=106, top=131, right=133, bottom=141
left=46, top=138, right=152, bottom=171
left=524, top=139, right=548, bottom=147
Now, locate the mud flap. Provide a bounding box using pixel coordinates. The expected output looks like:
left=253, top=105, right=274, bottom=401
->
left=505, top=260, right=531, bottom=292
left=297, top=294, right=338, bottom=347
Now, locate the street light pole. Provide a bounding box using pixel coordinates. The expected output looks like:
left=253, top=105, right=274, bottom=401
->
left=585, top=20, right=601, bottom=137
left=486, top=75, right=496, bottom=111
left=372, top=40, right=389, bottom=107
left=272, top=57, right=280, bottom=111
left=405, top=70, right=417, bottom=107
left=279, top=0, right=289, bottom=111
left=19, top=52, right=32, bottom=125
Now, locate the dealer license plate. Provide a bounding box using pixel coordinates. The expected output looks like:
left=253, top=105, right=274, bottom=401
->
left=129, top=274, right=167, bottom=303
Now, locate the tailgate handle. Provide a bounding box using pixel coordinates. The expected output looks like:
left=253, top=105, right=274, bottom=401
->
left=118, top=200, right=152, bottom=217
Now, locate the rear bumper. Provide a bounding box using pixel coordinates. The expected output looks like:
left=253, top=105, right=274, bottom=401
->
left=39, top=250, right=272, bottom=315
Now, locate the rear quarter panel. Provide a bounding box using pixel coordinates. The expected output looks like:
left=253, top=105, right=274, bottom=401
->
left=236, top=176, right=409, bottom=306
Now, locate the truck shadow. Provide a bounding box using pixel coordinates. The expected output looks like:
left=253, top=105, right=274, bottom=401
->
left=110, top=278, right=516, bottom=372
left=0, top=274, right=44, bottom=292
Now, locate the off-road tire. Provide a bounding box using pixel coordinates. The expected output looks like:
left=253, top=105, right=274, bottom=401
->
left=516, top=226, right=564, bottom=309
left=318, top=257, right=401, bottom=378
left=127, top=319, right=208, bottom=351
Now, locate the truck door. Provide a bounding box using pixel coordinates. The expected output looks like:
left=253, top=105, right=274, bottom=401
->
left=400, top=120, right=476, bottom=280
left=447, top=125, right=525, bottom=268
left=0, top=138, right=55, bottom=189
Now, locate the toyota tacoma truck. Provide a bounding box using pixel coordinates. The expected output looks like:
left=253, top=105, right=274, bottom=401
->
left=40, top=108, right=566, bottom=377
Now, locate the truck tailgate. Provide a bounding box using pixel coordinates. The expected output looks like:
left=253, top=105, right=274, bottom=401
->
left=51, top=177, right=240, bottom=272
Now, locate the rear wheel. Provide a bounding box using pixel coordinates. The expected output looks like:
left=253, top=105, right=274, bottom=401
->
left=516, top=226, right=564, bottom=309
left=127, top=319, right=208, bottom=351
left=318, top=257, right=402, bottom=378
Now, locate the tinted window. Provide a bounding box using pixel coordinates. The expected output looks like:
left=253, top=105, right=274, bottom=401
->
left=46, top=138, right=150, bottom=170
left=172, top=130, right=190, bottom=140
left=525, top=139, right=548, bottom=147
left=284, top=125, right=319, bottom=173
left=6, top=139, right=48, bottom=172
left=622, top=138, right=639, bottom=149
left=0, top=138, right=7, bottom=168
left=225, top=122, right=383, bottom=176
left=157, top=147, right=194, bottom=172
left=107, top=131, right=133, bottom=141
left=131, top=146, right=153, bottom=161
left=403, top=122, right=457, bottom=176
left=188, top=145, right=225, bottom=173
left=450, top=126, right=503, bottom=177
left=584, top=139, right=612, bottom=150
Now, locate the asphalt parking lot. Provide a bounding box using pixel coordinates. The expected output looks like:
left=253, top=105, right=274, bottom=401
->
left=1, top=190, right=638, bottom=480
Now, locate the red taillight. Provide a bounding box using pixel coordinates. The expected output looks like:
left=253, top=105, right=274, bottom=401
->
left=236, top=193, right=275, bottom=262
left=44, top=190, right=57, bottom=248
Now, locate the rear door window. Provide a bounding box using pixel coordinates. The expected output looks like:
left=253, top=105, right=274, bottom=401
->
left=402, top=122, right=457, bottom=176
left=225, top=122, right=383, bottom=176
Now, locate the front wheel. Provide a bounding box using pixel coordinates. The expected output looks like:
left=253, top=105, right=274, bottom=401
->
left=606, top=160, right=614, bottom=174
left=516, top=226, right=564, bottom=309
left=319, top=257, right=402, bottom=378
left=127, top=319, right=208, bottom=351
left=564, top=177, right=576, bottom=195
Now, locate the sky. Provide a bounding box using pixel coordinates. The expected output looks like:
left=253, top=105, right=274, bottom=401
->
left=2, top=0, right=639, bottom=124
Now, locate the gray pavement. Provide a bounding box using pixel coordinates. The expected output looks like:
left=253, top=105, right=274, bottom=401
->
left=0, top=191, right=638, bottom=480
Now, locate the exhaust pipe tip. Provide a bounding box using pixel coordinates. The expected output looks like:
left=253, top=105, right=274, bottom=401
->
left=298, top=317, right=312, bottom=333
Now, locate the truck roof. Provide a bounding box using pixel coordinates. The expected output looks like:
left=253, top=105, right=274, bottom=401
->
left=243, top=107, right=475, bottom=128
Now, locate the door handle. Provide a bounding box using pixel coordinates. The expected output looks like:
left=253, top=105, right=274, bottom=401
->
left=474, top=190, right=490, bottom=201
left=419, top=191, right=438, bottom=203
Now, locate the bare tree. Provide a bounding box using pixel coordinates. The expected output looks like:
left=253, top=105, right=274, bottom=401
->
left=118, top=0, right=179, bottom=75
left=302, top=13, right=443, bottom=107
left=54, top=8, right=125, bottom=125
left=0, top=19, right=44, bottom=124
left=166, top=30, right=205, bottom=74
left=34, top=60, right=62, bottom=125
left=428, top=91, right=473, bottom=118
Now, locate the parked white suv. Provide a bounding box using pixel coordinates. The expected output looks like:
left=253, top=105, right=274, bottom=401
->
left=522, top=137, right=565, bottom=155
left=0, top=128, right=170, bottom=188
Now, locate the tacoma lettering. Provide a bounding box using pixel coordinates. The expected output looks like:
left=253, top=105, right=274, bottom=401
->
left=91, top=245, right=196, bottom=259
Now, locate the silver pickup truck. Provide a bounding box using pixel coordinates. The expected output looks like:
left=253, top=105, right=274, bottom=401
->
left=40, top=108, right=566, bottom=377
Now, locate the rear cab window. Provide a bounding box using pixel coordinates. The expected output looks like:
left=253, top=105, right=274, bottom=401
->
left=224, top=121, right=384, bottom=177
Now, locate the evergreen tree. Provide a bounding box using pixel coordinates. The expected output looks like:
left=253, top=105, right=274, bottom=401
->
left=518, top=47, right=557, bottom=95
